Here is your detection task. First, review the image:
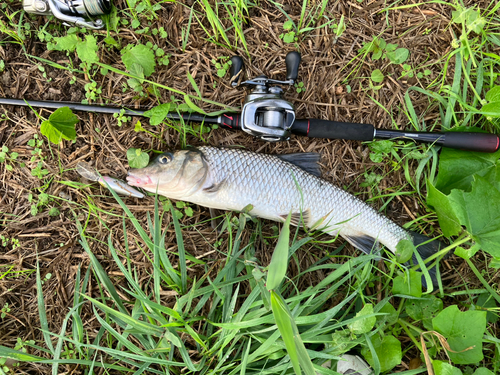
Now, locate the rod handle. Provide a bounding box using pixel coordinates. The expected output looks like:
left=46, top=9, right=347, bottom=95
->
left=440, top=132, right=499, bottom=152
left=292, top=119, right=375, bottom=141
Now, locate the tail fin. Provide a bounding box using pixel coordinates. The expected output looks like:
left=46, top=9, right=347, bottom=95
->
left=409, top=231, right=447, bottom=288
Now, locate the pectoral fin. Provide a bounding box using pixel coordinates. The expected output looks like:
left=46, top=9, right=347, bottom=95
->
left=209, top=208, right=226, bottom=231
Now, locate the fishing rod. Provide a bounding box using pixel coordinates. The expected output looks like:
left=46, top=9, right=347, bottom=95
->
left=1, top=52, right=498, bottom=152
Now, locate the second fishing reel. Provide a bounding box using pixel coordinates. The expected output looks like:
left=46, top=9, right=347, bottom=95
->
left=23, top=0, right=111, bottom=29
left=229, top=52, right=301, bottom=142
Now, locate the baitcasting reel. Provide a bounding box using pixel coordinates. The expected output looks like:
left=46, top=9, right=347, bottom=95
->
left=228, top=52, right=301, bottom=142
left=23, top=0, right=111, bottom=29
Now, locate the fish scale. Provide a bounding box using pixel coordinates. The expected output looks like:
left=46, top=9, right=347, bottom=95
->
left=196, top=146, right=409, bottom=254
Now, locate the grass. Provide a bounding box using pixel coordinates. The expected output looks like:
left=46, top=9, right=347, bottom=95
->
left=1, top=0, right=500, bottom=374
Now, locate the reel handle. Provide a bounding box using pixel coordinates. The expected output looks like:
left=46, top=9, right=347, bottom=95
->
left=285, top=51, right=301, bottom=83
left=229, top=56, right=244, bottom=87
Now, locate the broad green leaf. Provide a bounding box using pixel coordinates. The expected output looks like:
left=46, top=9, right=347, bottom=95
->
left=427, top=182, right=462, bottom=237
left=76, top=35, right=98, bottom=64
left=432, top=305, right=486, bottom=364
left=452, top=7, right=471, bottom=24
left=485, top=86, right=500, bottom=102
left=449, top=175, right=500, bottom=258
left=283, top=32, right=296, bottom=44
left=371, top=69, right=384, bottom=83
left=481, top=102, right=500, bottom=117
left=144, top=103, right=171, bottom=126
left=435, top=148, right=500, bottom=194
left=467, top=15, right=486, bottom=34
left=283, top=20, right=294, bottom=30
left=392, top=269, right=422, bottom=297
left=389, top=48, right=409, bottom=64
left=432, top=360, right=462, bottom=375
left=405, top=295, right=443, bottom=330
left=48, top=34, right=79, bottom=52
left=267, top=212, right=291, bottom=290
left=454, top=244, right=480, bottom=260
left=376, top=301, right=398, bottom=325
left=121, top=44, right=156, bottom=77
left=473, top=368, right=494, bottom=375
left=127, top=148, right=150, bottom=169
left=40, top=107, right=78, bottom=144
left=361, top=335, right=402, bottom=372
left=348, top=304, right=376, bottom=335
left=395, top=239, right=414, bottom=263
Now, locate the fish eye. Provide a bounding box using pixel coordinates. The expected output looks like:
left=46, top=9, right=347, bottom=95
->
left=158, top=153, right=173, bottom=164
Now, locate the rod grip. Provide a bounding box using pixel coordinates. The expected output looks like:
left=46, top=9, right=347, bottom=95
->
left=442, top=132, right=499, bottom=152
left=292, top=119, right=375, bottom=141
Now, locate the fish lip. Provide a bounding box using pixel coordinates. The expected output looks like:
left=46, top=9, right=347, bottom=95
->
left=126, top=171, right=152, bottom=187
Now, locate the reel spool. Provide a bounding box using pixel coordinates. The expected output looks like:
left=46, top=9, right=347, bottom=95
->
left=230, top=52, right=301, bottom=142
left=23, top=0, right=111, bottom=29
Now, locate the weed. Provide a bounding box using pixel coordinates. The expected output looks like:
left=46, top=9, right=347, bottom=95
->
left=0, top=303, right=9, bottom=319
left=14, top=338, right=35, bottom=353
left=113, top=109, right=131, bottom=127
left=280, top=20, right=297, bottom=44
left=294, top=81, right=305, bottom=93
left=0, top=235, right=19, bottom=249
left=0, top=145, right=18, bottom=171
left=359, top=36, right=409, bottom=64
left=127, top=147, right=150, bottom=169
left=212, top=56, right=232, bottom=78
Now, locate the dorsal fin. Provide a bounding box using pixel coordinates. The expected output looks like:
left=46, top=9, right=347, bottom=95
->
left=277, top=153, right=321, bottom=177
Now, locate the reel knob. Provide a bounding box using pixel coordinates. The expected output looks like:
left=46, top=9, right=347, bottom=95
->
left=229, top=56, right=244, bottom=87
left=285, top=51, right=301, bottom=83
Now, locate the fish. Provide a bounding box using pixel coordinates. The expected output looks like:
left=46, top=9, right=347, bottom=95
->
left=126, top=146, right=443, bottom=285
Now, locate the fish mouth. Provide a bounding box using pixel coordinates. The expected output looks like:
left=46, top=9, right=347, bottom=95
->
left=126, top=171, right=153, bottom=187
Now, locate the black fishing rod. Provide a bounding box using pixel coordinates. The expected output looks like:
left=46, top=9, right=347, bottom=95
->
left=1, top=51, right=498, bottom=152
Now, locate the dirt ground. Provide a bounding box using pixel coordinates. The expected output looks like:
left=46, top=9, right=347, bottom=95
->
left=0, top=0, right=494, bottom=373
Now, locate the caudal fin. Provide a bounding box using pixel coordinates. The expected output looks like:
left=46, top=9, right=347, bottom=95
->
left=409, top=231, right=446, bottom=288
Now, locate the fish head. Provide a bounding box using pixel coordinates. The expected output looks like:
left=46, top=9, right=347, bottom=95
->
left=126, top=148, right=208, bottom=198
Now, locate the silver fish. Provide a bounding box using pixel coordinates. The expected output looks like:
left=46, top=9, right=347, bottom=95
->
left=126, top=147, right=441, bottom=280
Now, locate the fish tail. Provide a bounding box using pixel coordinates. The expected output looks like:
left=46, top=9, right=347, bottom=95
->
left=409, top=231, right=446, bottom=288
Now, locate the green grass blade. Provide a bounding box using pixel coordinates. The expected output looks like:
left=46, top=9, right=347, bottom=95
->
left=240, top=338, right=252, bottom=375
left=36, top=260, right=54, bottom=354
left=83, top=295, right=164, bottom=336
left=169, top=202, right=188, bottom=294
left=267, top=213, right=291, bottom=290
left=443, top=50, right=462, bottom=129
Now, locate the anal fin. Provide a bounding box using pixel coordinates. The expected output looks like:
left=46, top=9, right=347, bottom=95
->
left=279, top=209, right=311, bottom=227
left=343, top=233, right=380, bottom=256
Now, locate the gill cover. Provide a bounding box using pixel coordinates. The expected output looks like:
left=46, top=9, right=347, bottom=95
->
left=143, top=148, right=208, bottom=199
